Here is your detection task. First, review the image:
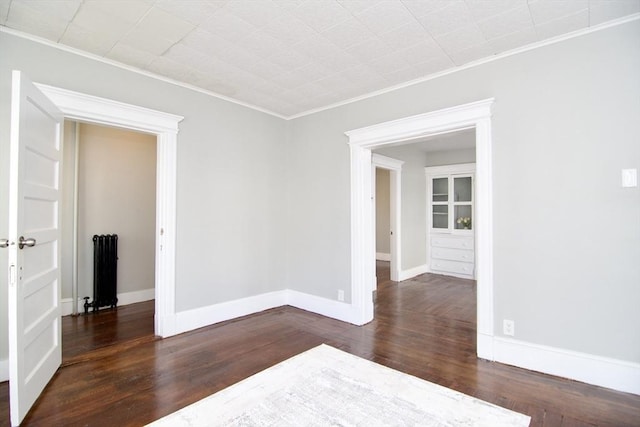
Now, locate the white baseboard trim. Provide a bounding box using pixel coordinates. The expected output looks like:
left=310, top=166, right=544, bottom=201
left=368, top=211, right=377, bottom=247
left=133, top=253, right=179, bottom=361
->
left=0, top=358, right=7, bottom=382
left=476, top=332, right=494, bottom=361
left=493, top=336, right=640, bottom=396
left=118, top=288, right=155, bottom=306
left=376, top=252, right=391, bottom=261
left=285, top=290, right=356, bottom=324
left=173, top=291, right=287, bottom=336
left=397, top=264, right=429, bottom=281
left=168, top=289, right=364, bottom=338
left=61, top=288, right=155, bottom=316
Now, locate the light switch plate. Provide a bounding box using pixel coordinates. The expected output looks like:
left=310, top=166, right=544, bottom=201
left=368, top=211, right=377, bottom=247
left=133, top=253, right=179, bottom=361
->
left=622, top=169, right=637, bottom=188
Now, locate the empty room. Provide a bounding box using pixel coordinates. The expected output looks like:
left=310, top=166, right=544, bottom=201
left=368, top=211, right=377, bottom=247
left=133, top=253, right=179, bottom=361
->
left=1, top=1, right=639, bottom=425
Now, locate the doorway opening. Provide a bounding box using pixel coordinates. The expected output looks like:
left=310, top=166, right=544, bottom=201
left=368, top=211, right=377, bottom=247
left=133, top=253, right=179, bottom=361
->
left=372, top=154, right=403, bottom=285
left=35, top=82, right=183, bottom=339
left=375, top=168, right=391, bottom=263
left=346, top=98, right=495, bottom=360
left=60, top=121, right=157, bottom=361
left=374, top=129, right=477, bottom=280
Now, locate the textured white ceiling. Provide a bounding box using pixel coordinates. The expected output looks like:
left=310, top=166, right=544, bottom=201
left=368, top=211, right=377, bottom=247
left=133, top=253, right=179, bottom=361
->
left=1, top=0, right=638, bottom=118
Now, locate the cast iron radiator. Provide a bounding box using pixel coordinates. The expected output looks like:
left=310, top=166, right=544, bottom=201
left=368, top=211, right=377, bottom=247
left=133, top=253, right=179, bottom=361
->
left=84, top=234, right=118, bottom=314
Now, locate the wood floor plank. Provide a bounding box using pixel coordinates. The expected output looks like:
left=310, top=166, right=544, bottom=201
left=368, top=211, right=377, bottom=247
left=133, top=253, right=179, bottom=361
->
left=1, top=262, right=639, bottom=426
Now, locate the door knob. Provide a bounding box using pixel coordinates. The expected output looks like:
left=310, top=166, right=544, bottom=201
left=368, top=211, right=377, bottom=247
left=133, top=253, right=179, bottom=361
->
left=0, top=238, right=10, bottom=248
left=18, top=236, right=36, bottom=249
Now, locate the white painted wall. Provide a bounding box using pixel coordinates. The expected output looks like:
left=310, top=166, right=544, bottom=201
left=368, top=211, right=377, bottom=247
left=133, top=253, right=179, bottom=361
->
left=375, top=168, right=390, bottom=256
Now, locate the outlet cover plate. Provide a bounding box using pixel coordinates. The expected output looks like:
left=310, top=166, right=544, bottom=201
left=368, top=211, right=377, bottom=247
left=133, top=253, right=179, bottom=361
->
left=622, top=169, right=637, bottom=188
left=503, top=319, right=515, bottom=336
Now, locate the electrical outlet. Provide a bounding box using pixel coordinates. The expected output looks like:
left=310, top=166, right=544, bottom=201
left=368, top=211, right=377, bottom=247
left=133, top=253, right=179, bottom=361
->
left=503, top=319, right=515, bottom=336
left=338, top=290, right=344, bottom=302
left=622, top=168, right=638, bottom=188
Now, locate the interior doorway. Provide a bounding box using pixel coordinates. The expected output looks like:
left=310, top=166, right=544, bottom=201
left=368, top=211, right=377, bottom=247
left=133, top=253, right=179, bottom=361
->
left=35, top=82, right=182, bottom=339
left=60, top=122, right=157, bottom=360
left=374, top=129, right=477, bottom=281
left=346, top=99, right=495, bottom=360
left=372, top=154, right=403, bottom=284
left=374, top=167, right=391, bottom=265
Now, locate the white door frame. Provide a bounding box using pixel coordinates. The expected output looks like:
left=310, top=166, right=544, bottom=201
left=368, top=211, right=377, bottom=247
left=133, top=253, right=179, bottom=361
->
left=372, top=154, right=403, bottom=282
left=346, top=98, right=495, bottom=360
left=35, top=83, right=183, bottom=338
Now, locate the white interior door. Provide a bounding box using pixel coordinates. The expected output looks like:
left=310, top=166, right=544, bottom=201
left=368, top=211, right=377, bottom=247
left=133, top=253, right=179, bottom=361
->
left=8, top=70, right=63, bottom=426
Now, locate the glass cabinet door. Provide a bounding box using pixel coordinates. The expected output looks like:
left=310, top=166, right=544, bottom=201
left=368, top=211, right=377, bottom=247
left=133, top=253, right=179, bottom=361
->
left=427, top=167, right=474, bottom=233
left=454, top=205, right=472, bottom=229
left=432, top=178, right=448, bottom=202
left=454, top=177, right=472, bottom=202
left=453, top=176, right=473, bottom=230
left=432, top=205, right=448, bottom=229
left=432, top=177, right=449, bottom=228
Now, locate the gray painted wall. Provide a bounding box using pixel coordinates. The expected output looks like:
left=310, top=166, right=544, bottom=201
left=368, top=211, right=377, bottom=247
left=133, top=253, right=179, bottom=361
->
left=0, top=31, right=287, bottom=363
left=60, top=121, right=77, bottom=304
left=285, top=21, right=640, bottom=363
left=425, top=148, right=476, bottom=167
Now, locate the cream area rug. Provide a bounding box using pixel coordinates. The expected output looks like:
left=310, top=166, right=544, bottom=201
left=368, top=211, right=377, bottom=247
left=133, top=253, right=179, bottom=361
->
left=147, top=344, right=530, bottom=426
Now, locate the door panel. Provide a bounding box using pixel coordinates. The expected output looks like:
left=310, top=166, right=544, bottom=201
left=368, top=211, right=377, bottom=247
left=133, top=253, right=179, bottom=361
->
left=8, top=70, right=63, bottom=426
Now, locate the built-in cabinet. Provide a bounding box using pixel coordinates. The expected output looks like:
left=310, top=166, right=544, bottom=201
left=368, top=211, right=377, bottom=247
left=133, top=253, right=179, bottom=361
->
left=425, top=163, right=475, bottom=279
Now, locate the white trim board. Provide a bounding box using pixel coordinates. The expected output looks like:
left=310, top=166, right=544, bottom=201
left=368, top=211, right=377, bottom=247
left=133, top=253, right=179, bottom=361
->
left=172, top=291, right=287, bottom=336
left=61, top=288, right=155, bottom=316
left=372, top=154, right=404, bottom=170
left=170, top=289, right=356, bottom=337
left=34, top=82, right=183, bottom=339
left=286, top=290, right=354, bottom=324
left=376, top=253, right=391, bottom=261
left=493, top=337, right=640, bottom=396
left=397, top=264, right=429, bottom=282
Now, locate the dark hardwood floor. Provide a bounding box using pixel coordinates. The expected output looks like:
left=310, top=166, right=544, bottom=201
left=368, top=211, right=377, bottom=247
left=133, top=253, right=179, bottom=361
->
left=62, top=300, right=156, bottom=365
left=1, top=262, right=639, bottom=426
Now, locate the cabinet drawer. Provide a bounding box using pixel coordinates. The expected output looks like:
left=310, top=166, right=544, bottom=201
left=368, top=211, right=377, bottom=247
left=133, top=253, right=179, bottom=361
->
left=431, top=259, right=474, bottom=276
left=431, top=247, right=474, bottom=263
left=431, top=236, right=473, bottom=250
